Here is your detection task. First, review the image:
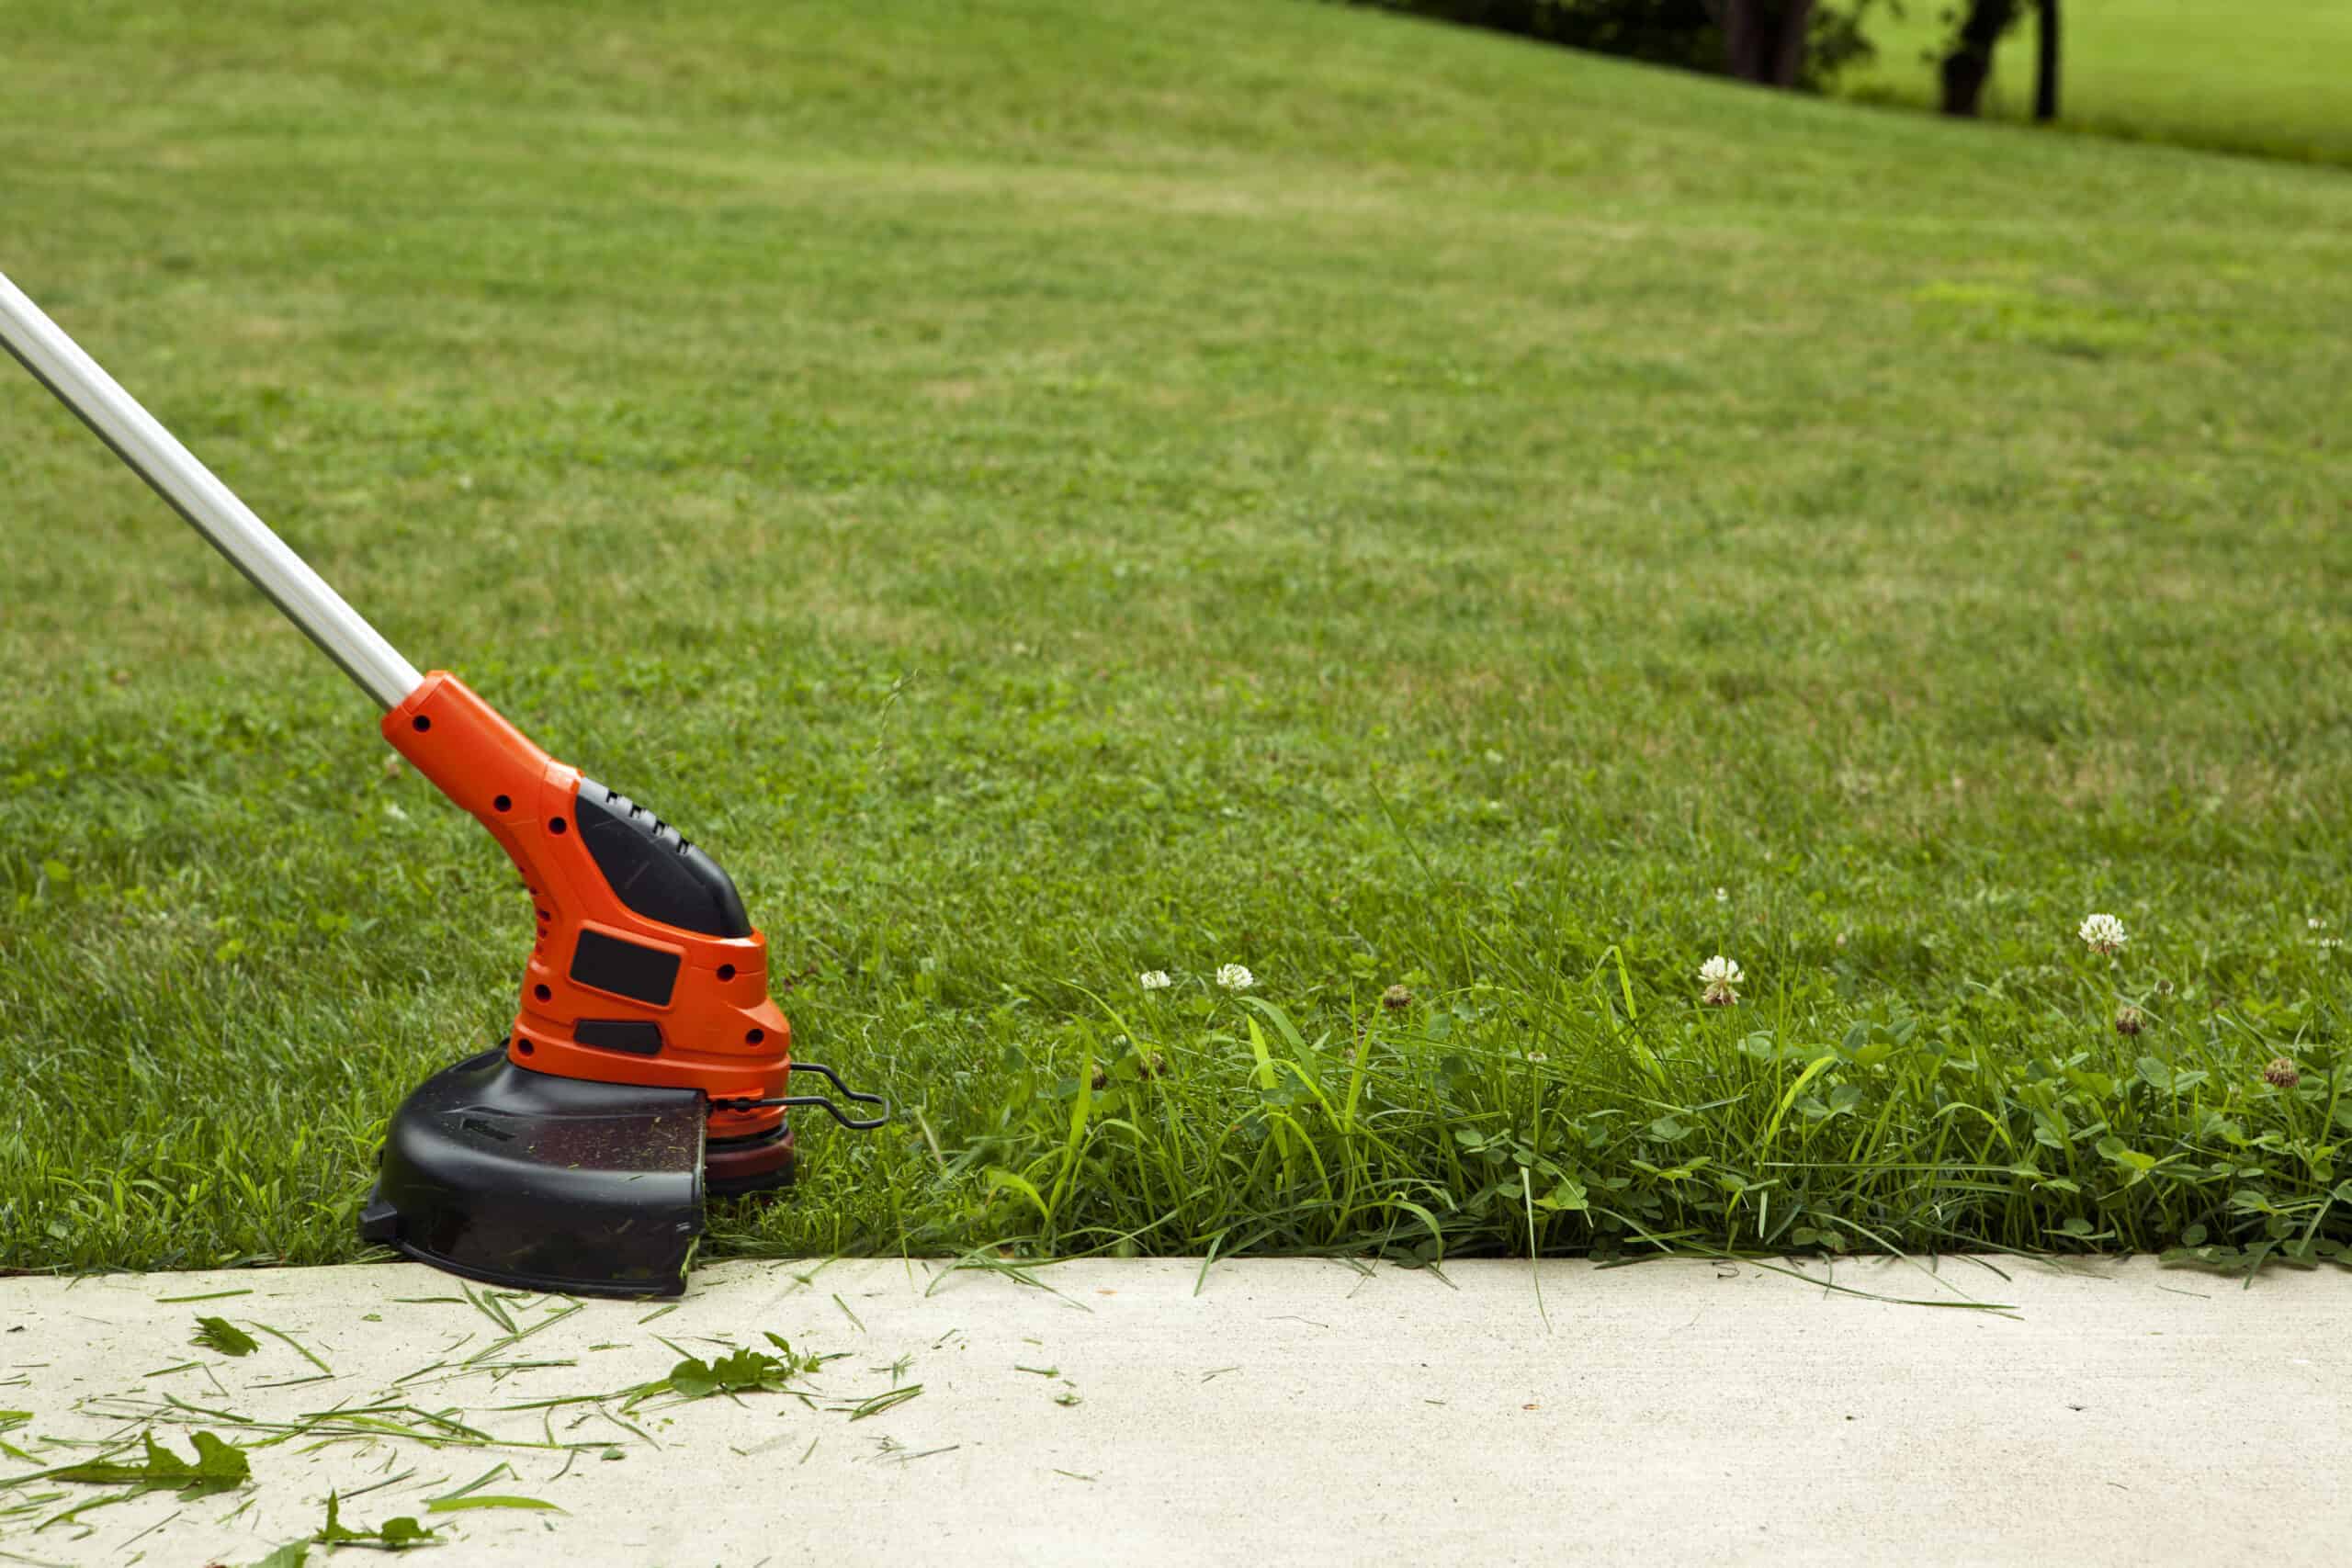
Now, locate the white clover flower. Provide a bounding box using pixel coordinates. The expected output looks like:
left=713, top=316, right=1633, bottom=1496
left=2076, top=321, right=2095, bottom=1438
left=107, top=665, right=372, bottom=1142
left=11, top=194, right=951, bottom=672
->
left=1698, top=954, right=1742, bottom=1007
left=1139, top=970, right=1171, bottom=991
left=1216, top=964, right=1255, bottom=992
left=2078, top=913, right=2128, bottom=955
left=2309, top=917, right=2329, bottom=931
left=1713, top=886, right=1729, bottom=903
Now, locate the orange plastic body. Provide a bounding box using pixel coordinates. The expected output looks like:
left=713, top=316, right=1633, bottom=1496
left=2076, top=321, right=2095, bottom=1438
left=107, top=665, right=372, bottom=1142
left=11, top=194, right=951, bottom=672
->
left=384, top=671, right=788, bottom=1139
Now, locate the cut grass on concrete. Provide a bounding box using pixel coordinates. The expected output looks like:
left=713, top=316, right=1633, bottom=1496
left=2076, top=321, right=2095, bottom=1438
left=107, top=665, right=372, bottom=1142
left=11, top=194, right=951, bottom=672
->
left=2, top=0, right=2349, bottom=1279
left=1841, top=0, right=2352, bottom=168
left=9, top=1257, right=2352, bottom=1566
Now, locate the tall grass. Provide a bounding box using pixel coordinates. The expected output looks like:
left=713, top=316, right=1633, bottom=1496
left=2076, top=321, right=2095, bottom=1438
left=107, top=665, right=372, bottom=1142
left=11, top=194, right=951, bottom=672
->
left=717, top=891, right=2350, bottom=1272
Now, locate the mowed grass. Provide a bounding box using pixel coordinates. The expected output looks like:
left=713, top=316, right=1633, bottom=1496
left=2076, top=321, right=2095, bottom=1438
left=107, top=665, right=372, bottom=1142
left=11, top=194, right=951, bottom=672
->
left=1842, top=0, right=2352, bottom=167
left=3, top=0, right=2349, bottom=1280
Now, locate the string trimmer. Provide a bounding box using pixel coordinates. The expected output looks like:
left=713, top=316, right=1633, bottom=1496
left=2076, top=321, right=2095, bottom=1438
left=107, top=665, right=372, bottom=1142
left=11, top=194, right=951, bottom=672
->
left=1, top=271, right=885, bottom=1297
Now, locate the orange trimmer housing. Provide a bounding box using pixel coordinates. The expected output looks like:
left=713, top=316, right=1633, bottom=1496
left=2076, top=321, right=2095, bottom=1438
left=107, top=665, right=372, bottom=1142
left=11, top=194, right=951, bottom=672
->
left=385, top=671, right=789, bottom=1143
left=4, top=269, right=885, bottom=1296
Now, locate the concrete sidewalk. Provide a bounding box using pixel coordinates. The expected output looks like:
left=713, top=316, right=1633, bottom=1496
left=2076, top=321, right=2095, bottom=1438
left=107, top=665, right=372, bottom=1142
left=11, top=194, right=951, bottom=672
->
left=0, top=1255, right=2344, bottom=1566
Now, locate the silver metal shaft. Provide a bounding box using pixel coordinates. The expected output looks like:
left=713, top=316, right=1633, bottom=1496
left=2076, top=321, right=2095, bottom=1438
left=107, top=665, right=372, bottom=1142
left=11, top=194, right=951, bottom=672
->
left=0, top=269, right=424, bottom=709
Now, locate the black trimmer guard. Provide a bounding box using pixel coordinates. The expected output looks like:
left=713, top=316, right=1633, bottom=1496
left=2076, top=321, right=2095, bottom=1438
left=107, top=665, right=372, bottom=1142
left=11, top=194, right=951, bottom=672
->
left=360, top=1047, right=710, bottom=1298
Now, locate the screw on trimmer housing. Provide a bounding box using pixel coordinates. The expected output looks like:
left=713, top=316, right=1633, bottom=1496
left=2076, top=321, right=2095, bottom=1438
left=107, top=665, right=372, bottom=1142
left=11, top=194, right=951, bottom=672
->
left=0, top=267, right=888, bottom=1299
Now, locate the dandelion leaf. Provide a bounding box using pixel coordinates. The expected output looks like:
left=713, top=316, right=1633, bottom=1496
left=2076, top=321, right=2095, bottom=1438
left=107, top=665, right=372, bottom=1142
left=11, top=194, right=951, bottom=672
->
left=661, top=1336, right=822, bottom=1401
left=193, top=1315, right=261, bottom=1357
left=53, top=1429, right=248, bottom=1499
left=315, top=1489, right=437, bottom=1547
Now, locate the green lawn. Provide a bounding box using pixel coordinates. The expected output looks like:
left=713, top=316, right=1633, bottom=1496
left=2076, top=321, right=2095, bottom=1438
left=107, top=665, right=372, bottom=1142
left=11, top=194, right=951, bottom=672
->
left=4, top=0, right=2349, bottom=1280
left=1843, top=0, right=2352, bottom=166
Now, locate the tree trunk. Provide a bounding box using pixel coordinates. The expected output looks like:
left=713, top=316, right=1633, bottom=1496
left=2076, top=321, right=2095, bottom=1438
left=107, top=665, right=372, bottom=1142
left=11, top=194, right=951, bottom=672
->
left=1722, top=0, right=1816, bottom=87
left=2034, top=0, right=2061, bottom=122
left=1939, top=0, right=2018, bottom=118
left=1723, top=0, right=1764, bottom=81
left=1939, top=52, right=1988, bottom=117
left=1768, top=0, right=1816, bottom=87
